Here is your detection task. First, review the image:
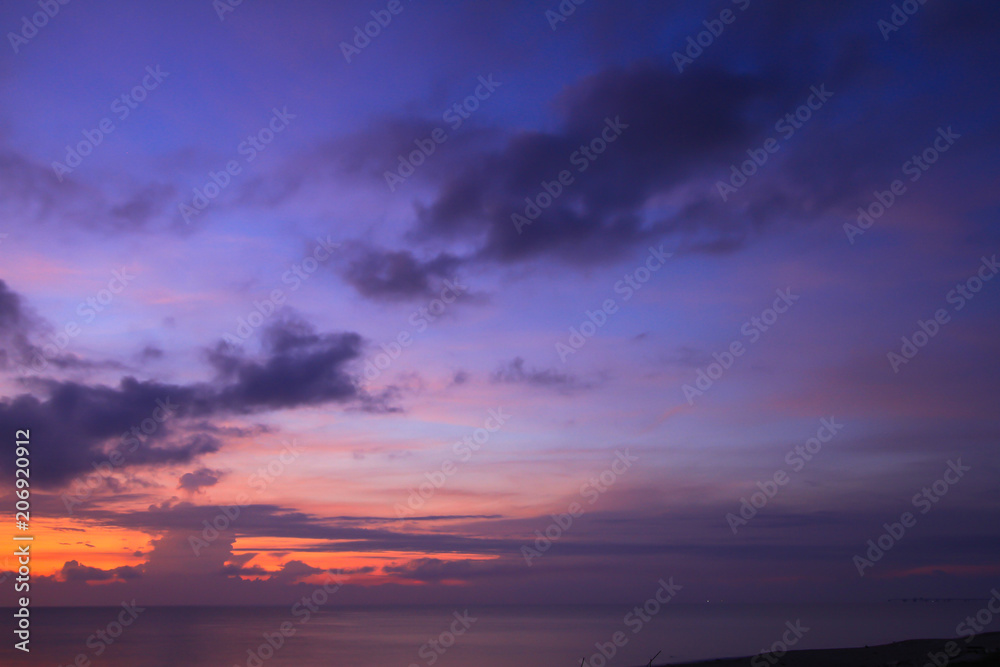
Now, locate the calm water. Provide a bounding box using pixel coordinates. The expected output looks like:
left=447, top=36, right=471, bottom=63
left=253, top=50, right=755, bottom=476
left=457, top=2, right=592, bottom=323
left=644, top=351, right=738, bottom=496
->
left=1, top=602, right=987, bottom=667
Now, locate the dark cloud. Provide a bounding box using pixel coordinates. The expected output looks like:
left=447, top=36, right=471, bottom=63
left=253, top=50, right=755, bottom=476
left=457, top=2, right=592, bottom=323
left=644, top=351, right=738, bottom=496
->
left=109, top=183, right=177, bottom=229
left=0, top=303, right=392, bottom=487
left=339, top=243, right=462, bottom=302
left=384, top=557, right=519, bottom=583
left=0, top=279, right=42, bottom=370
left=178, top=467, right=224, bottom=492
left=491, top=357, right=592, bottom=394
left=207, top=320, right=366, bottom=411
left=59, top=560, right=142, bottom=583
left=410, top=62, right=770, bottom=263
left=0, top=279, right=26, bottom=332
left=138, top=345, right=165, bottom=362
left=0, top=144, right=182, bottom=233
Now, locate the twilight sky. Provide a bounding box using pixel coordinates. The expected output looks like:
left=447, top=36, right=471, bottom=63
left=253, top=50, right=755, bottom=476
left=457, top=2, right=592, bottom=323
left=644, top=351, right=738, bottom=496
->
left=0, top=0, right=998, bottom=607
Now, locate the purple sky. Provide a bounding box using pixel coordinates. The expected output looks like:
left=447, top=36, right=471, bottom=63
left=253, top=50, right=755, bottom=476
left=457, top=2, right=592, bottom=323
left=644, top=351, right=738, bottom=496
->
left=0, top=0, right=998, bottom=607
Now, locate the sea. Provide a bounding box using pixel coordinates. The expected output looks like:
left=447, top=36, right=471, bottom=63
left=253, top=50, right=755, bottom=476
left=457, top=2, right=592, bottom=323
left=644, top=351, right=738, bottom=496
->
left=0, top=601, right=990, bottom=667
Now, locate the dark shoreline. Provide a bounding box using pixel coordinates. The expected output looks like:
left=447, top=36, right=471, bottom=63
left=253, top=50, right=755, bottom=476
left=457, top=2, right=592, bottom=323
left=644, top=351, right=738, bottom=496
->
left=659, top=631, right=1000, bottom=667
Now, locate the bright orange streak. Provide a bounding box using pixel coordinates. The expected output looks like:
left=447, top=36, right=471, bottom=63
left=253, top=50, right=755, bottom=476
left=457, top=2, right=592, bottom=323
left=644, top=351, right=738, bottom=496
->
left=2, top=517, right=149, bottom=578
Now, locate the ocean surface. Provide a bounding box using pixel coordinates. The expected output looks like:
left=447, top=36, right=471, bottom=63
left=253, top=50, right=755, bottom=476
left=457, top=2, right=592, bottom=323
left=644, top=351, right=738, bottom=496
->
left=1, top=602, right=988, bottom=667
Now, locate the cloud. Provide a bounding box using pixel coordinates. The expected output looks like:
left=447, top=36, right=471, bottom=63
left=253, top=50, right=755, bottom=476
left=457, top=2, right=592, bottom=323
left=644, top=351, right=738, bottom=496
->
left=207, top=319, right=367, bottom=411
left=108, top=183, right=177, bottom=229
left=491, top=357, right=592, bottom=394
left=409, top=62, right=770, bottom=263
left=384, top=557, right=517, bottom=583
left=59, top=560, right=142, bottom=583
left=178, top=467, right=224, bottom=492
left=339, top=243, right=462, bottom=302
left=0, top=279, right=43, bottom=370
left=0, top=294, right=392, bottom=487
left=138, top=345, right=165, bottom=362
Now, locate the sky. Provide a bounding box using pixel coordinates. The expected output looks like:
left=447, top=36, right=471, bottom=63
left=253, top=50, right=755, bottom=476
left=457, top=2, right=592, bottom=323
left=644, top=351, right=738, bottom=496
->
left=0, top=0, right=998, bottom=607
